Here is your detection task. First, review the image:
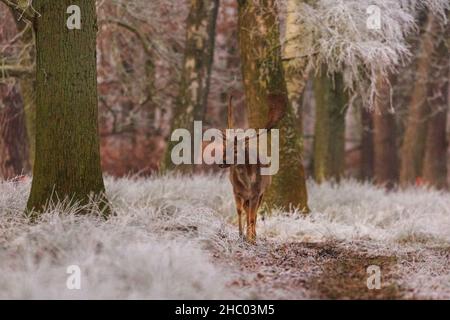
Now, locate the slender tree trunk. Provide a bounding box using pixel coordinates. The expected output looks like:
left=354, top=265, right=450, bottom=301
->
left=423, top=19, right=449, bottom=189
left=0, top=8, right=30, bottom=178
left=163, top=0, right=219, bottom=171
left=373, top=75, right=398, bottom=188
left=283, top=0, right=314, bottom=150
left=18, top=77, right=35, bottom=167
left=10, top=8, right=36, bottom=169
left=400, top=13, right=440, bottom=187
left=313, top=68, right=347, bottom=182
left=238, top=0, right=308, bottom=211
left=360, top=106, right=374, bottom=181
left=423, top=94, right=448, bottom=189
left=27, top=0, right=107, bottom=214
left=0, top=85, right=30, bottom=179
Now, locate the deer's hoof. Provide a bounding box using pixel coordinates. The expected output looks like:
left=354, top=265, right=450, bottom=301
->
left=245, top=236, right=256, bottom=245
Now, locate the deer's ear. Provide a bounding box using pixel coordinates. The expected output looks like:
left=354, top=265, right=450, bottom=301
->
left=266, top=93, right=287, bottom=129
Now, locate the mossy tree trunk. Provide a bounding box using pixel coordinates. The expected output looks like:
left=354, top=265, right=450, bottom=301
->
left=313, top=68, right=347, bottom=183
left=373, top=74, right=398, bottom=188
left=400, top=13, right=440, bottom=187
left=238, top=0, right=308, bottom=211
left=27, top=0, right=107, bottom=214
left=163, top=0, right=219, bottom=171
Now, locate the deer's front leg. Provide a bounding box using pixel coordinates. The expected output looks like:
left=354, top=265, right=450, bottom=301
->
left=246, top=197, right=259, bottom=244
left=234, top=195, right=244, bottom=238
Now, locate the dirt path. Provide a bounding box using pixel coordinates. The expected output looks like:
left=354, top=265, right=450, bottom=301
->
left=213, top=240, right=406, bottom=299
left=307, top=243, right=402, bottom=299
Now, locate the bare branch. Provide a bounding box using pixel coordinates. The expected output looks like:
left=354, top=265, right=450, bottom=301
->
left=99, top=19, right=152, bottom=57
left=0, top=64, right=34, bottom=78
left=0, top=0, right=39, bottom=21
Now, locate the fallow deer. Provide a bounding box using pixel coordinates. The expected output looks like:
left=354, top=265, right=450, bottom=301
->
left=220, top=94, right=286, bottom=243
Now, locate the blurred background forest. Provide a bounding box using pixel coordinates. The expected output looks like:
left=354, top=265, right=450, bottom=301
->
left=0, top=0, right=448, bottom=188
left=0, top=0, right=449, bottom=300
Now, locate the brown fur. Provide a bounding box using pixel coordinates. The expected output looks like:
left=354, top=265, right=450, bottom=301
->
left=221, top=94, right=286, bottom=243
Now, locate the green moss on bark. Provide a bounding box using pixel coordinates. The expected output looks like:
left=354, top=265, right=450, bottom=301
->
left=238, top=0, right=308, bottom=211
left=27, top=0, right=108, bottom=215
left=313, top=68, right=347, bottom=183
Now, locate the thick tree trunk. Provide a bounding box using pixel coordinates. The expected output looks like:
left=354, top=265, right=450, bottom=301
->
left=163, top=0, right=219, bottom=171
left=423, top=20, right=449, bottom=189
left=360, top=107, right=374, bottom=181
left=373, top=75, right=398, bottom=188
left=400, top=13, right=440, bottom=187
left=0, top=85, right=30, bottom=179
left=238, top=0, right=308, bottom=211
left=27, top=0, right=107, bottom=214
left=313, top=69, right=347, bottom=182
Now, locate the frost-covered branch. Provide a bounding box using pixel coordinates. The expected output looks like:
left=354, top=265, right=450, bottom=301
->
left=285, top=0, right=449, bottom=107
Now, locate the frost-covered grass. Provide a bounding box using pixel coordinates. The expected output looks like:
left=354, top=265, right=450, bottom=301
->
left=0, top=175, right=241, bottom=299
left=259, top=180, right=450, bottom=247
left=0, top=174, right=449, bottom=299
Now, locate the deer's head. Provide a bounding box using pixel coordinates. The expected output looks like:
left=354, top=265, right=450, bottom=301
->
left=219, top=93, right=287, bottom=168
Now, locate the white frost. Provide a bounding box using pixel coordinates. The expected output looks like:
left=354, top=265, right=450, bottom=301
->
left=1, top=175, right=450, bottom=299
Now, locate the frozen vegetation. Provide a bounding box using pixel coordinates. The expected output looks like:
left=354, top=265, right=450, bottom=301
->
left=0, top=174, right=449, bottom=299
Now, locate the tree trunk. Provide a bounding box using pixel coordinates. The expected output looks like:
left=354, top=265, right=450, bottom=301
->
left=313, top=68, right=347, bottom=182
left=163, top=0, right=219, bottom=171
left=0, top=85, right=30, bottom=179
left=373, top=75, right=398, bottom=188
left=9, top=8, right=36, bottom=170
left=27, top=0, right=108, bottom=214
left=238, top=0, right=308, bottom=211
left=18, top=77, right=35, bottom=168
left=360, top=106, right=374, bottom=181
left=400, top=13, right=440, bottom=187
left=283, top=0, right=314, bottom=150
left=423, top=19, right=449, bottom=189
left=423, top=94, right=448, bottom=189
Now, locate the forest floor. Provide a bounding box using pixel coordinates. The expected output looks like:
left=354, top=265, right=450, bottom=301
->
left=0, top=174, right=449, bottom=299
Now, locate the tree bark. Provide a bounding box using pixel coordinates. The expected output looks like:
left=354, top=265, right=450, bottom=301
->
left=163, top=0, right=220, bottom=171
left=400, top=13, right=440, bottom=187
left=423, top=18, right=449, bottom=189
left=0, top=85, right=30, bottom=179
left=313, top=69, right=347, bottom=182
left=283, top=0, right=314, bottom=149
left=238, top=0, right=308, bottom=211
left=27, top=0, right=108, bottom=215
left=373, top=75, right=398, bottom=188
